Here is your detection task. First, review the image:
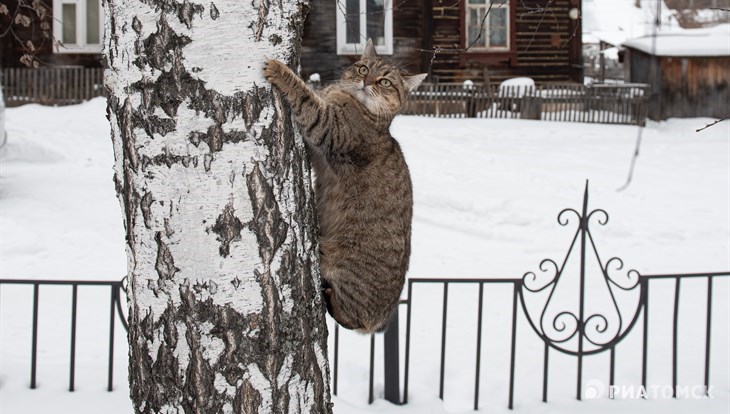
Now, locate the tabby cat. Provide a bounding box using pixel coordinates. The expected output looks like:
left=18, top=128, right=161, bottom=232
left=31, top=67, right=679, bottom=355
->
left=263, top=40, right=426, bottom=333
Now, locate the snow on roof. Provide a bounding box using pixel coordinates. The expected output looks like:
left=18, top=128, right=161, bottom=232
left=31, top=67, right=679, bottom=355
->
left=583, top=0, right=676, bottom=46
left=622, top=24, right=730, bottom=57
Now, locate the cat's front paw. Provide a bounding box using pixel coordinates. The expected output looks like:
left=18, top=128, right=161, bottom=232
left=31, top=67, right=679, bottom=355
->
left=263, top=59, right=289, bottom=86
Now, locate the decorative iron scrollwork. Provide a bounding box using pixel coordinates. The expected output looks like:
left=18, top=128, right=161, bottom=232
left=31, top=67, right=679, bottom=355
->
left=520, top=181, right=643, bottom=356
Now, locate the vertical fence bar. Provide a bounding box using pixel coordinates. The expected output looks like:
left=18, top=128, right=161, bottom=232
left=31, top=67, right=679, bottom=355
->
left=704, top=276, right=713, bottom=396
left=368, top=334, right=375, bottom=404
left=107, top=286, right=116, bottom=391
left=576, top=182, right=589, bottom=401
left=609, top=346, right=615, bottom=396
left=641, top=278, right=649, bottom=395
left=383, top=308, right=400, bottom=405
left=473, top=282, right=484, bottom=410
left=672, top=277, right=681, bottom=398
left=30, top=283, right=40, bottom=389
left=542, top=342, right=549, bottom=402
left=439, top=282, right=449, bottom=400
left=508, top=282, right=518, bottom=410
left=333, top=324, right=339, bottom=396
left=403, top=280, right=413, bottom=404
left=69, top=284, right=78, bottom=391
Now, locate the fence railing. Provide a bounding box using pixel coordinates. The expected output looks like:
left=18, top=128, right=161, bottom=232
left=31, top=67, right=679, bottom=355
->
left=1, top=67, right=106, bottom=107
left=1, top=182, right=727, bottom=410
left=2, top=68, right=645, bottom=127
left=335, top=181, right=728, bottom=408
left=0, top=278, right=127, bottom=391
left=402, top=83, right=649, bottom=126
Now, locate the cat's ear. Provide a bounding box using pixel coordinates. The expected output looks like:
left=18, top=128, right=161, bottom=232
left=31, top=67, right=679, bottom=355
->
left=362, top=38, right=378, bottom=60
left=403, top=73, right=428, bottom=92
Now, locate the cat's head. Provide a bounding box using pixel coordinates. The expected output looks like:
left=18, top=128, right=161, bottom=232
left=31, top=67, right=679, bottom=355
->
left=339, top=39, right=427, bottom=119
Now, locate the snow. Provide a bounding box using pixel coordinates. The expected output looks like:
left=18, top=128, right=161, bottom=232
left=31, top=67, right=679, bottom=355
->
left=583, top=0, right=730, bottom=56
left=498, top=77, right=535, bottom=97
left=1, top=99, right=729, bottom=414
left=622, top=24, right=730, bottom=57
left=582, top=0, right=676, bottom=46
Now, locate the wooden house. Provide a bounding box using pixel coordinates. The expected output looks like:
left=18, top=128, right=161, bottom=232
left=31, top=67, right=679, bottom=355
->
left=0, top=0, right=104, bottom=68
left=623, top=26, right=730, bottom=120
left=301, top=0, right=584, bottom=84
left=2, top=0, right=583, bottom=79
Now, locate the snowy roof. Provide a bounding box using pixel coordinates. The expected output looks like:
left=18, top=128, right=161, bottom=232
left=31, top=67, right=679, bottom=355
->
left=622, top=24, right=730, bottom=57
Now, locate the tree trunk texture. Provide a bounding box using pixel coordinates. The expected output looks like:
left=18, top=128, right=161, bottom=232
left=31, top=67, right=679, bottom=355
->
left=103, top=1, right=332, bottom=413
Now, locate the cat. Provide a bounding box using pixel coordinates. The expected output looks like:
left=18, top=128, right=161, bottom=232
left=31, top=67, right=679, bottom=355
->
left=263, top=39, right=426, bottom=333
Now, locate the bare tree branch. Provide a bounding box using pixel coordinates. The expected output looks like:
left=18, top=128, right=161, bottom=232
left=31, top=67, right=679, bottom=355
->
left=696, top=118, right=727, bottom=132
left=0, top=0, right=52, bottom=67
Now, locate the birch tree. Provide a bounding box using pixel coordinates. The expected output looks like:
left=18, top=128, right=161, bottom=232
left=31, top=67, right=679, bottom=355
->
left=103, top=0, right=332, bottom=412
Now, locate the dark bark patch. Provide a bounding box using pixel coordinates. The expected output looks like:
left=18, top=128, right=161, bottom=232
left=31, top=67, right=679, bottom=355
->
left=204, top=154, right=213, bottom=172
left=197, top=124, right=251, bottom=153
left=268, top=33, right=282, bottom=46
left=141, top=192, right=154, bottom=229
left=164, top=217, right=175, bottom=237
left=237, top=378, right=262, bottom=414
left=253, top=0, right=269, bottom=41
left=192, top=279, right=219, bottom=295
left=209, top=2, right=219, bottom=20
left=211, top=201, right=244, bottom=257
left=246, top=163, right=288, bottom=265
left=131, top=16, right=143, bottom=34
left=231, top=276, right=241, bottom=290
left=188, top=131, right=203, bottom=147
left=150, top=70, right=187, bottom=118
left=177, top=0, right=204, bottom=29
left=140, top=153, right=198, bottom=169
left=155, top=232, right=179, bottom=280
left=138, top=14, right=192, bottom=71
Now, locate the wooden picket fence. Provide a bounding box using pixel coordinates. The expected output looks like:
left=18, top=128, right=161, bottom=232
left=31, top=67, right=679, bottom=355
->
left=1, top=67, right=105, bottom=107
left=1, top=67, right=648, bottom=126
left=403, top=83, right=650, bottom=126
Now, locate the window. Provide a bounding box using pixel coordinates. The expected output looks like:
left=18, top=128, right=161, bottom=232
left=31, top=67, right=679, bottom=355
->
left=336, top=0, right=393, bottom=55
left=465, top=0, right=510, bottom=51
left=53, top=0, right=103, bottom=53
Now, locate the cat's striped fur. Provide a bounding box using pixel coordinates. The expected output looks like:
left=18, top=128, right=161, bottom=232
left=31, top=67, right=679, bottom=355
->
left=263, top=40, right=426, bottom=333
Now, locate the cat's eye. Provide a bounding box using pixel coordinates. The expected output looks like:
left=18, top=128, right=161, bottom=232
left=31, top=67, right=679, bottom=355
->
left=357, top=66, right=369, bottom=76
left=378, top=78, right=392, bottom=87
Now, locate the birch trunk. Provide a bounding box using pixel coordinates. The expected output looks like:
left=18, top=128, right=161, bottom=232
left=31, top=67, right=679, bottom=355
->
left=103, top=1, right=332, bottom=412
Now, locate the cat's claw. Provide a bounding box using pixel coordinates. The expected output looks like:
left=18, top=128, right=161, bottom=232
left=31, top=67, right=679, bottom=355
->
left=263, top=59, right=287, bottom=84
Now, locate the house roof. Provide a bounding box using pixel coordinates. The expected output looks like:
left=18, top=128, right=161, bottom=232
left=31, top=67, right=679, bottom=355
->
left=622, top=24, right=730, bottom=57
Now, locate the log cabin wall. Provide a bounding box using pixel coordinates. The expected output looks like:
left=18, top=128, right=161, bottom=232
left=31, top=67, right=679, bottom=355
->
left=300, top=0, right=427, bottom=83
left=627, top=48, right=730, bottom=120
left=428, top=0, right=583, bottom=84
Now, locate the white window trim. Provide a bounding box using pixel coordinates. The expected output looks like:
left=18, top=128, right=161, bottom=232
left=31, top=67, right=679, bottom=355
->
left=336, top=0, right=393, bottom=55
left=53, top=0, right=103, bottom=54
left=466, top=1, right=510, bottom=52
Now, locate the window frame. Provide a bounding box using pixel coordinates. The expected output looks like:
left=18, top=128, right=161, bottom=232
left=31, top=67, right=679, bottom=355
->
left=463, top=0, right=511, bottom=52
left=335, top=0, right=394, bottom=56
left=459, top=0, right=517, bottom=65
left=53, top=0, right=103, bottom=54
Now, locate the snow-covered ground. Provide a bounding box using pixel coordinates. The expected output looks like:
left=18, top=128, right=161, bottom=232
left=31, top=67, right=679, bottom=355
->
left=1, top=99, right=728, bottom=414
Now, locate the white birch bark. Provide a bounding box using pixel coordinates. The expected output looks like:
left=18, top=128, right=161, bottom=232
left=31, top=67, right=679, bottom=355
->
left=103, top=0, right=332, bottom=412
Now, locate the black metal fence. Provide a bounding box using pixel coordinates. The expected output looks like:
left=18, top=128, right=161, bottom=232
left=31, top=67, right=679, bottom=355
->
left=0, top=279, right=127, bottom=391
left=1, top=182, right=727, bottom=410
left=334, top=182, right=728, bottom=408
left=402, top=83, right=649, bottom=126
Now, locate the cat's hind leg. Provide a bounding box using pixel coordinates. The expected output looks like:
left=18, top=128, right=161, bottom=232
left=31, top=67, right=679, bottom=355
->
left=323, top=286, right=360, bottom=331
